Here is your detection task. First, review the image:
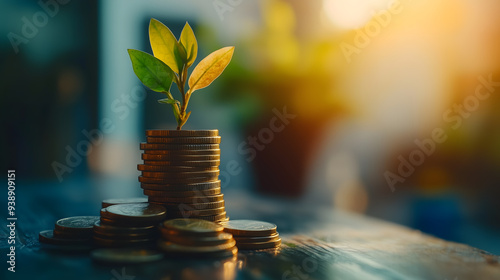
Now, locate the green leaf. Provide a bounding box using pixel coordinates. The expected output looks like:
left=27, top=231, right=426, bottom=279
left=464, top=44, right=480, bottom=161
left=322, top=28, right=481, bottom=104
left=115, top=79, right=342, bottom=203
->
left=149, top=18, right=184, bottom=74
left=158, top=98, right=179, bottom=105
left=188, top=46, right=234, bottom=93
left=180, top=22, right=198, bottom=67
left=128, top=49, right=174, bottom=92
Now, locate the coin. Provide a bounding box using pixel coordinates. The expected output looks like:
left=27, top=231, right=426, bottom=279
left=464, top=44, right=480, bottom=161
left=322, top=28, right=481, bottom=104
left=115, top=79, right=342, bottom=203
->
left=141, top=181, right=221, bottom=191
left=142, top=160, right=221, bottom=167
left=140, top=143, right=220, bottom=150
left=221, top=220, right=277, bottom=237
left=93, top=236, right=155, bottom=248
left=158, top=239, right=236, bottom=254
left=144, top=149, right=220, bottom=155
left=161, top=200, right=225, bottom=210
left=54, top=216, right=100, bottom=236
left=216, top=217, right=230, bottom=224
left=160, top=219, right=224, bottom=236
left=148, top=193, right=224, bottom=203
left=143, top=188, right=221, bottom=197
left=102, top=197, right=148, bottom=208
left=53, top=230, right=92, bottom=239
left=141, top=154, right=220, bottom=161
left=192, top=212, right=227, bottom=222
left=140, top=170, right=220, bottom=179
left=147, top=136, right=221, bottom=144
left=102, top=203, right=167, bottom=224
left=146, top=130, right=218, bottom=137
left=167, top=206, right=226, bottom=217
left=233, top=233, right=280, bottom=243
left=39, top=230, right=91, bottom=246
left=91, top=248, right=164, bottom=264
left=137, top=164, right=219, bottom=172
left=139, top=176, right=219, bottom=184
left=165, top=232, right=234, bottom=246
left=93, top=231, right=157, bottom=241
left=236, top=238, right=282, bottom=250
left=93, top=221, right=157, bottom=235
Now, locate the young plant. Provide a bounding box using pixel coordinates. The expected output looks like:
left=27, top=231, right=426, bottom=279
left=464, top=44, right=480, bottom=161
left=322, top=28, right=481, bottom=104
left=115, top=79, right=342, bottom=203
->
left=128, top=19, right=234, bottom=130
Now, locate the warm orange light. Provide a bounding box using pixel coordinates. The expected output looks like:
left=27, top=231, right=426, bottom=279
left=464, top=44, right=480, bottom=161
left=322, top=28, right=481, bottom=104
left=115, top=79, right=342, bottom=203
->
left=322, top=0, right=390, bottom=30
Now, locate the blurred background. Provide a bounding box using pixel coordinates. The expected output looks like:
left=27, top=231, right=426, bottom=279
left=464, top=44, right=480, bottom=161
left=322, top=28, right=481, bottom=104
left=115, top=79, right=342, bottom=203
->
left=1, top=0, right=499, bottom=254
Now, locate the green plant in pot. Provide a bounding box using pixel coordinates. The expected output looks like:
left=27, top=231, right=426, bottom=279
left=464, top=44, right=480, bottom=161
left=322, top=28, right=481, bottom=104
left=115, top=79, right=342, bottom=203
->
left=128, top=18, right=234, bottom=130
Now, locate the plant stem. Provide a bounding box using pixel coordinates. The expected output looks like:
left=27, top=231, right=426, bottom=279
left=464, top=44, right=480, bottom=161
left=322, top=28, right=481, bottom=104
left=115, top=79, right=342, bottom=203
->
left=176, top=65, right=189, bottom=130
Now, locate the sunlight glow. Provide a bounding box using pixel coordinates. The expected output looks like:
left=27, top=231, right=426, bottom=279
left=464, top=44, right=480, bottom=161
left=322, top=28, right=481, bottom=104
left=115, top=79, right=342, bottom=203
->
left=322, top=0, right=392, bottom=30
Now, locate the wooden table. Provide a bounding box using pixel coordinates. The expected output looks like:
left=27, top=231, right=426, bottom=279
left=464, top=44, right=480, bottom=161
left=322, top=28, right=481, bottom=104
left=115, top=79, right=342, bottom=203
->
left=2, top=179, right=499, bottom=280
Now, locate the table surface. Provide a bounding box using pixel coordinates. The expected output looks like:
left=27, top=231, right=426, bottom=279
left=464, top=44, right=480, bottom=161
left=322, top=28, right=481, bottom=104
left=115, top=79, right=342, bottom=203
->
left=2, top=178, right=500, bottom=280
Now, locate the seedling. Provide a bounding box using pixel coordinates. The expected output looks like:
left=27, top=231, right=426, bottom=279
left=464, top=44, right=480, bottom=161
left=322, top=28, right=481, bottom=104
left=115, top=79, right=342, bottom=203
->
left=128, top=19, right=234, bottom=130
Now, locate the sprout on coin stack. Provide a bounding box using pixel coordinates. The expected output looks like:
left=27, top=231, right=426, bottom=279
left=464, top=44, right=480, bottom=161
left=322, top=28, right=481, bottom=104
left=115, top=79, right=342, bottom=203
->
left=128, top=19, right=233, bottom=223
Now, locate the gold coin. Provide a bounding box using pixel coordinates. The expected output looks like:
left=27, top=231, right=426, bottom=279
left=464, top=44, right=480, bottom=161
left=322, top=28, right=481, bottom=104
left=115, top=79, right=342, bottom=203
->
left=192, top=212, right=227, bottom=222
left=54, top=216, right=100, bottom=237
left=144, top=188, right=221, bottom=197
left=93, top=221, right=156, bottom=235
left=167, top=206, right=226, bottom=217
left=160, top=200, right=225, bottom=210
left=236, top=238, right=282, bottom=250
left=144, top=149, right=220, bottom=155
left=140, top=170, right=220, bottom=179
left=148, top=193, right=224, bottom=203
left=137, top=164, right=218, bottom=172
left=140, top=180, right=221, bottom=191
left=234, top=233, right=280, bottom=243
left=39, top=230, right=91, bottom=246
left=221, top=220, right=277, bottom=237
left=147, top=136, right=221, bottom=144
left=160, top=218, right=224, bottom=236
left=146, top=130, right=218, bottom=137
left=158, top=239, right=236, bottom=254
left=91, top=248, right=164, bottom=264
left=140, top=143, right=219, bottom=150
left=142, top=160, right=220, bottom=167
left=102, top=203, right=166, bottom=225
left=93, top=236, right=155, bottom=248
left=141, top=154, right=220, bottom=161
left=165, top=232, right=234, bottom=246
left=93, top=231, right=157, bottom=241
left=139, top=176, right=220, bottom=185
left=102, top=197, right=148, bottom=208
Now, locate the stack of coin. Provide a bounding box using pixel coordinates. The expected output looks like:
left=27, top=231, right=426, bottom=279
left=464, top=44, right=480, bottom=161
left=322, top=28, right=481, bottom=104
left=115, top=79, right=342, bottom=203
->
left=39, top=216, right=99, bottom=250
left=222, top=220, right=281, bottom=250
left=101, top=197, right=148, bottom=208
left=95, top=203, right=166, bottom=248
left=139, top=130, right=227, bottom=223
left=158, top=218, right=238, bottom=258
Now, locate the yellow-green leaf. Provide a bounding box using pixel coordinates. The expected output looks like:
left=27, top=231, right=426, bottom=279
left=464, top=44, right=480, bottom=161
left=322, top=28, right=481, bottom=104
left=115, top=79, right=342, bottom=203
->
left=180, top=22, right=198, bottom=67
left=149, top=18, right=183, bottom=74
left=127, top=49, right=174, bottom=92
left=188, top=46, right=234, bottom=93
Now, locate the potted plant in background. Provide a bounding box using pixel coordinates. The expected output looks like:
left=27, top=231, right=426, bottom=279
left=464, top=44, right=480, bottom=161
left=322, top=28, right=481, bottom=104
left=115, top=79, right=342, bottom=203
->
left=126, top=18, right=234, bottom=223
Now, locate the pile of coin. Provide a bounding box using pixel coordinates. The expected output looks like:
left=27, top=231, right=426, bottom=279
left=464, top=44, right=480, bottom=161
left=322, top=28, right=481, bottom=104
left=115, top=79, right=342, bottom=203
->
left=222, top=220, right=281, bottom=250
left=39, top=216, right=99, bottom=250
left=158, top=219, right=238, bottom=258
left=94, top=203, right=166, bottom=248
left=139, top=130, right=227, bottom=223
